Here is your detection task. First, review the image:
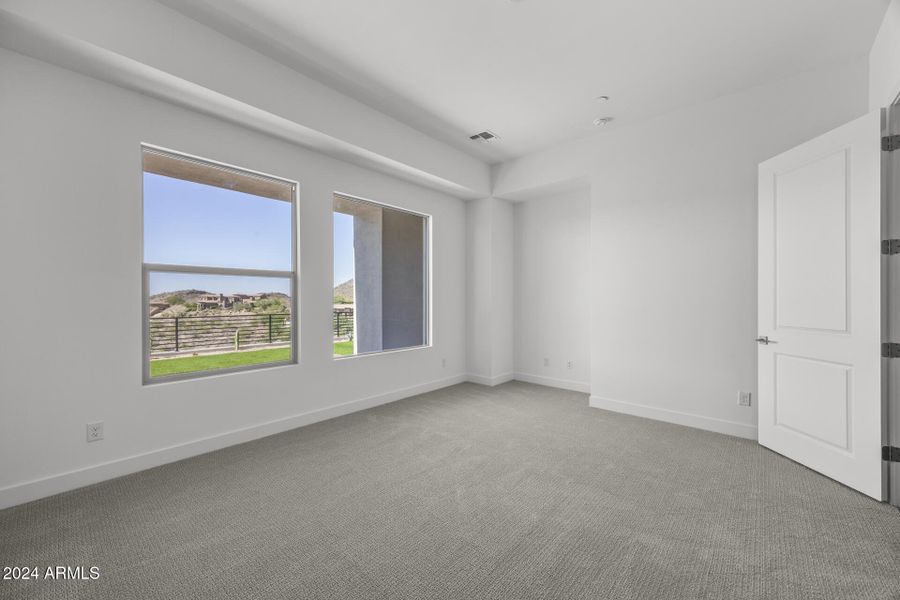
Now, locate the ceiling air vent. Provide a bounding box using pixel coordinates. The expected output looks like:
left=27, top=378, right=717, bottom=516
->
left=469, top=130, right=499, bottom=143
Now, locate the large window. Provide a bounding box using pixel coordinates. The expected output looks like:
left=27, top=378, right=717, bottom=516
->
left=333, top=193, right=429, bottom=357
left=142, top=146, right=297, bottom=382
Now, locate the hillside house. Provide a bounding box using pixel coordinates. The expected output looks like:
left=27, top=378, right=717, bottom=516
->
left=196, top=293, right=270, bottom=309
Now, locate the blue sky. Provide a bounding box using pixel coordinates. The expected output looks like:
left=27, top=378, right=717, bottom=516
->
left=333, top=212, right=354, bottom=285
left=144, top=173, right=355, bottom=294
left=148, top=271, right=291, bottom=296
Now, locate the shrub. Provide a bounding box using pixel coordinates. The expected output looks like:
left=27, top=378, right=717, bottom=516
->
left=253, top=297, right=288, bottom=313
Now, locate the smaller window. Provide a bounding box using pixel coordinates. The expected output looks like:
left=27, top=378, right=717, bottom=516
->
left=142, top=147, right=297, bottom=382
left=333, top=193, right=429, bottom=358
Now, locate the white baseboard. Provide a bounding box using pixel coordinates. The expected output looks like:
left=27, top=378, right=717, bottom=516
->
left=513, top=372, right=590, bottom=393
left=0, top=374, right=467, bottom=510
left=466, top=372, right=515, bottom=386
left=589, top=395, right=757, bottom=440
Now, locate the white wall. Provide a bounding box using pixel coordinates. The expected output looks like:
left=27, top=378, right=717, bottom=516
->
left=466, top=199, right=493, bottom=380
left=491, top=199, right=515, bottom=379
left=513, top=188, right=591, bottom=392
left=870, top=0, right=900, bottom=109
left=466, top=197, right=514, bottom=385
left=0, top=48, right=467, bottom=508
left=496, top=58, right=869, bottom=438
left=0, top=0, right=491, bottom=198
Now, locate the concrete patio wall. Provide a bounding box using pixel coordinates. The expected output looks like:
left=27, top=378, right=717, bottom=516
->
left=383, top=209, right=425, bottom=350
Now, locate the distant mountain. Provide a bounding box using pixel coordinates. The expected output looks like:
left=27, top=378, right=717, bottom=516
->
left=334, top=279, right=354, bottom=304
left=149, top=289, right=289, bottom=303
left=149, top=289, right=211, bottom=304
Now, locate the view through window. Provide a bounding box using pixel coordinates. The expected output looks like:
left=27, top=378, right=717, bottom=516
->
left=142, top=147, right=296, bottom=381
left=332, top=193, right=429, bottom=357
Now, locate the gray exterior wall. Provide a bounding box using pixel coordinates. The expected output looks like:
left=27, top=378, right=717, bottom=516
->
left=382, top=209, right=426, bottom=350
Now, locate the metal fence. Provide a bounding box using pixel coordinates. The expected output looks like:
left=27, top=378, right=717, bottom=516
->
left=333, top=307, right=354, bottom=338
left=149, top=308, right=354, bottom=355
left=149, top=313, right=291, bottom=355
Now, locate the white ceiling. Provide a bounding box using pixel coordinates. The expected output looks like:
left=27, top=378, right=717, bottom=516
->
left=162, top=0, right=888, bottom=164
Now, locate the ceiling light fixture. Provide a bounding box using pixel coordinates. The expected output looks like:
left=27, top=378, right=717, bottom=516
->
left=596, top=95, right=610, bottom=102
left=592, top=117, right=612, bottom=126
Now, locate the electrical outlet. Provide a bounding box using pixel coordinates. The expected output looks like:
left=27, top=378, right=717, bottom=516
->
left=567, top=361, right=574, bottom=370
left=86, top=422, right=104, bottom=442
left=543, top=358, right=549, bottom=367
left=738, top=391, right=752, bottom=407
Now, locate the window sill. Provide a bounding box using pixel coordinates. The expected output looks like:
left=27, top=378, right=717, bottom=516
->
left=143, top=359, right=296, bottom=386
left=332, top=344, right=431, bottom=361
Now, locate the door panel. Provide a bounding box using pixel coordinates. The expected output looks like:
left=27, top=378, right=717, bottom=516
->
left=774, top=355, right=850, bottom=450
left=774, top=150, right=848, bottom=332
left=758, top=110, right=882, bottom=500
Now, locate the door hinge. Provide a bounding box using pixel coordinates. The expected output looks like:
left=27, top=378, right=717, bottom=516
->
left=883, top=135, right=900, bottom=152
left=882, top=343, right=900, bottom=358
left=883, top=239, right=900, bottom=255
left=884, top=446, right=900, bottom=462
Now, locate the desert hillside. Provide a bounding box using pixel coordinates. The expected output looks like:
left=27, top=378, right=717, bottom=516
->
left=333, top=279, right=354, bottom=304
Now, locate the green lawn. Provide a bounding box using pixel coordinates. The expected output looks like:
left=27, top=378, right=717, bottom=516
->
left=150, top=347, right=292, bottom=377
left=150, top=342, right=353, bottom=377
left=333, top=340, right=354, bottom=356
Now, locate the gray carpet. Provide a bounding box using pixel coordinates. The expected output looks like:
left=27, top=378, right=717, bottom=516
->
left=1, top=382, right=899, bottom=600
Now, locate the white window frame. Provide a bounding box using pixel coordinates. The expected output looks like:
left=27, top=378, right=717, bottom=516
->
left=141, top=144, right=299, bottom=384
left=332, top=191, right=432, bottom=360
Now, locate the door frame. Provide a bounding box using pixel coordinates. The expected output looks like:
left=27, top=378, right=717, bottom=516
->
left=884, top=100, right=900, bottom=508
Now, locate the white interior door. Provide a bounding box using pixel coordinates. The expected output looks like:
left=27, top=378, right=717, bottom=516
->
left=758, top=110, right=883, bottom=500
